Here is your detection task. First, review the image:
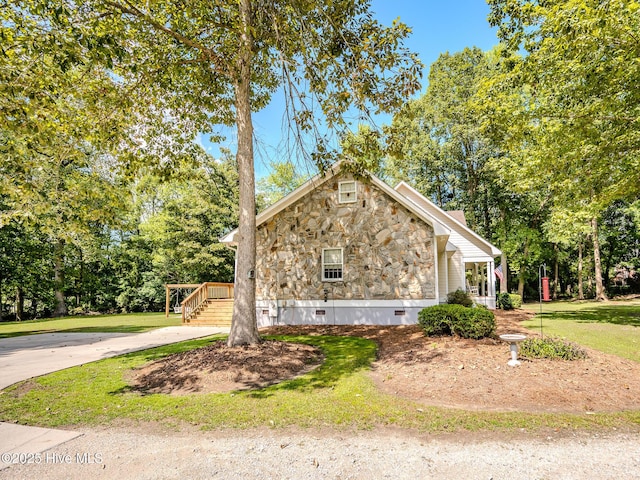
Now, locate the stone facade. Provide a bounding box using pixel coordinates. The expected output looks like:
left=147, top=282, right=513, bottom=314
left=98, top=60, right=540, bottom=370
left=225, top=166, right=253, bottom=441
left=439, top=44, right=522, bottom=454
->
left=255, top=174, right=436, bottom=302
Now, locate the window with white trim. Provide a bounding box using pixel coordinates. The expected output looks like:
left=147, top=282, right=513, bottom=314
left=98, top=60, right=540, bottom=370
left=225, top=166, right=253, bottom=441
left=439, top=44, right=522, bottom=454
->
left=338, top=181, right=357, bottom=203
left=322, top=248, right=343, bottom=281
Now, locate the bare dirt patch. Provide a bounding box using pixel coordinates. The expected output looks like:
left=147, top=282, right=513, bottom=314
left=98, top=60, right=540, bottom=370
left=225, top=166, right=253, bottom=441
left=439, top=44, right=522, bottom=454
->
left=130, top=340, right=323, bottom=395
left=131, top=311, right=640, bottom=413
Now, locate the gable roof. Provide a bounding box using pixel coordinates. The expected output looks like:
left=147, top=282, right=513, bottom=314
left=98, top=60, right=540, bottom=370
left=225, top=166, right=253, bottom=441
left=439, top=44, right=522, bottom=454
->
left=394, top=181, right=501, bottom=259
left=221, top=163, right=502, bottom=262
left=220, top=162, right=451, bottom=245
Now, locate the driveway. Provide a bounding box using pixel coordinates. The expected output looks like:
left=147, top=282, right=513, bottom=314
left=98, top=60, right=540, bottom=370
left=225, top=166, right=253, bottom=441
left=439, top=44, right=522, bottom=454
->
left=0, top=326, right=227, bottom=390
left=0, top=326, right=227, bottom=469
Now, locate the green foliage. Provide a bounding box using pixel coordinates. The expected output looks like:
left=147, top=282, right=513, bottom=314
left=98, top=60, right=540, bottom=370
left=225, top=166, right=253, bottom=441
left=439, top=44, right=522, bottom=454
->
left=519, top=337, right=587, bottom=361
left=497, top=292, right=514, bottom=310
left=454, top=307, right=497, bottom=340
left=256, top=161, right=309, bottom=209
left=418, top=304, right=496, bottom=339
left=509, top=293, right=523, bottom=309
left=446, top=289, right=474, bottom=307
left=418, top=304, right=465, bottom=336
left=386, top=47, right=500, bottom=236
left=485, top=0, right=640, bottom=296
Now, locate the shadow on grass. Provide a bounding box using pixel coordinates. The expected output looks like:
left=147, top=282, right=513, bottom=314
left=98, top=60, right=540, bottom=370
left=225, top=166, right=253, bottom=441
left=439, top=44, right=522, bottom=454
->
left=0, top=325, right=163, bottom=339
left=541, top=305, right=640, bottom=327
left=246, top=335, right=377, bottom=399
left=109, top=334, right=377, bottom=398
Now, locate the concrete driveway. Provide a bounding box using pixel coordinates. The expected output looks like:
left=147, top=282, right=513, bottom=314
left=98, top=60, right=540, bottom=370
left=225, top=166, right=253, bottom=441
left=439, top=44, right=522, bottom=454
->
left=0, top=326, right=228, bottom=467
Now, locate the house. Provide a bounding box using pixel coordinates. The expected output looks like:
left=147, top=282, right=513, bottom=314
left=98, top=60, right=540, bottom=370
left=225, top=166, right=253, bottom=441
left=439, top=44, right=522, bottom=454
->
left=221, top=163, right=501, bottom=327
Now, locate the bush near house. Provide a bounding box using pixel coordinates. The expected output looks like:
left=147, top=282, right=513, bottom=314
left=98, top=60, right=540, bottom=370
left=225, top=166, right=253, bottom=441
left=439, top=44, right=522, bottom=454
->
left=497, top=292, right=513, bottom=310
left=418, top=304, right=496, bottom=339
left=446, top=289, right=474, bottom=307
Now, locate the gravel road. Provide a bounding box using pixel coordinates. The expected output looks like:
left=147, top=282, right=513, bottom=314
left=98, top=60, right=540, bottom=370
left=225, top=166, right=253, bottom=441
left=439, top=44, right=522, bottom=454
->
left=2, top=427, right=639, bottom=479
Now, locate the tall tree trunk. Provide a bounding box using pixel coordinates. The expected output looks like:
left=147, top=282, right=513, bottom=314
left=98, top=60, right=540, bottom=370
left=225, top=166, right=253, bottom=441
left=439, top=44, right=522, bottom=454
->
left=517, top=238, right=530, bottom=299
left=517, top=270, right=525, bottom=299
left=31, top=298, right=38, bottom=319
left=15, top=286, right=24, bottom=322
left=500, top=252, right=508, bottom=294
left=228, top=0, right=260, bottom=346
left=53, top=239, right=68, bottom=317
left=592, top=217, right=608, bottom=301
left=577, top=240, right=584, bottom=300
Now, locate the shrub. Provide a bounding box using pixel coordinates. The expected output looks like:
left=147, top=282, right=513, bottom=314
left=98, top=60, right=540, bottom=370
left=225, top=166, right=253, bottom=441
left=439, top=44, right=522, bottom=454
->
left=519, top=337, right=588, bottom=361
left=418, top=304, right=466, bottom=336
left=452, top=307, right=496, bottom=339
left=418, top=304, right=496, bottom=339
left=446, top=289, right=473, bottom=307
left=509, top=293, right=522, bottom=309
left=497, top=292, right=513, bottom=310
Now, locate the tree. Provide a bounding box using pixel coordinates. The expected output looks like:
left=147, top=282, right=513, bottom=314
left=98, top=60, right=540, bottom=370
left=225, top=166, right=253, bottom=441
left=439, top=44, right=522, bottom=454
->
left=256, top=161, right=309, bottom=209
left=1, top=5, right=132, bottom=316
left=486, top=0, right=640, bottom=300
left=26, top=0, right=421, bottom=344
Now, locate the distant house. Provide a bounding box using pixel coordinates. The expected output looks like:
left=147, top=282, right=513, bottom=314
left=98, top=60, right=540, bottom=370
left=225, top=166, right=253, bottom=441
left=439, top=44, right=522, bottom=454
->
left=221, top=163, right=501, bottom=326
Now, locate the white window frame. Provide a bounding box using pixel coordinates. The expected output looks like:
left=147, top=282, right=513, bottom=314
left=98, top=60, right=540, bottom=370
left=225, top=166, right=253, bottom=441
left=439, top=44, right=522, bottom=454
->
left=322, top=248, right=343, bottom=281
left=338, top=181, right=357, bottom=204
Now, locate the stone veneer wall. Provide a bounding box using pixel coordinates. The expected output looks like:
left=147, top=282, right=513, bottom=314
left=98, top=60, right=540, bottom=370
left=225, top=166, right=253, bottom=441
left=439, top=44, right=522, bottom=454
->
left=255, top=174, right=436, bottom=301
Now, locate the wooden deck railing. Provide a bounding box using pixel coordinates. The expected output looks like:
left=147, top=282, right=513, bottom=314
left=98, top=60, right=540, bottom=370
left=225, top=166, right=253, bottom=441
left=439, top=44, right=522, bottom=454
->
left=181, top=282, right=234, bottom=322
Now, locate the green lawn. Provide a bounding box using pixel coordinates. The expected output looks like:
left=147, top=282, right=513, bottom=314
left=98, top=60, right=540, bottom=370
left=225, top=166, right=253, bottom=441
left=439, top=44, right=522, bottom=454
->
left=1, top=331, right=638, bottom=434
left=0, top=312, right=182, bottom=338
left=522, top=299, right=640, bottom=363
left=1, top=307, right=639, bottom=434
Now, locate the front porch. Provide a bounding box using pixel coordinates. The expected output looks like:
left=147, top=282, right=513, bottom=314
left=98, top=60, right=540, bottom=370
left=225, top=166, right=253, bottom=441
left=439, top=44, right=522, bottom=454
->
left=465, top=261, right=497, bottom=309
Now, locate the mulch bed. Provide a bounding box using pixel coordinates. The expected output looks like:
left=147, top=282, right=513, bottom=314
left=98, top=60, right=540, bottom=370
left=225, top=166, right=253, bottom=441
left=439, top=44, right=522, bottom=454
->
left=130, top=310, right=640, bottom=413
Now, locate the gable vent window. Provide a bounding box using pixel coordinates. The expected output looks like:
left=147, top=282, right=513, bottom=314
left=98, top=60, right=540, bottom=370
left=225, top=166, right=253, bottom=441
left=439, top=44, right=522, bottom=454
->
left=338, top=181, right=357, bottom=204
left=322, top=248, right=343, bottom=281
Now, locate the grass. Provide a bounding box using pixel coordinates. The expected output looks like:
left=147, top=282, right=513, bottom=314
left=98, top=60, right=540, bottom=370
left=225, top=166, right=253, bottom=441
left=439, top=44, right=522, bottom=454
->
left=1, top=330, right=638, bottom=434
left=0, top=312, right=182, bottom=338
left=522, top=299, right=640, bottom=363
left=1, top=306, right=639, bottom=434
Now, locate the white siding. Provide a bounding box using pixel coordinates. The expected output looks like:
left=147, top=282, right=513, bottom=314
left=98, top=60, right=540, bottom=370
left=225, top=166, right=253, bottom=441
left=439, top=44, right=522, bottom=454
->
left=438, top=250, right=448, bottom=300
left=396, top=184, right=499, bottom=263
left=447, top=251, right=465, bottom=294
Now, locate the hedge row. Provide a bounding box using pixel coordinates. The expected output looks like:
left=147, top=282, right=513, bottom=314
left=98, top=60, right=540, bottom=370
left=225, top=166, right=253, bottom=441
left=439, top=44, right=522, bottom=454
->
left=417, top=304, right=496, bottom=339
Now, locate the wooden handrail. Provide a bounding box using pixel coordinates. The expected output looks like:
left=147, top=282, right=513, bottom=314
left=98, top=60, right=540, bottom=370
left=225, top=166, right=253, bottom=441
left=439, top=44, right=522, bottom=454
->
left=181, top=282, right=234, bottom=322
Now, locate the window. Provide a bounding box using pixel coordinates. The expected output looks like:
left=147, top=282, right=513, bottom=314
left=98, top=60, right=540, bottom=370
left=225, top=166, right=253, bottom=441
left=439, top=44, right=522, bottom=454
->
left=338, top=181, right=357, bottom=203
left=322, top=248, right=343, bottom=281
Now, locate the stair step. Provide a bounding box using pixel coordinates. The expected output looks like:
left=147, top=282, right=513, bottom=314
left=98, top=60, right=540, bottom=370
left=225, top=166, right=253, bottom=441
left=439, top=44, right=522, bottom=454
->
left=183, top=299, right=234, bottom=326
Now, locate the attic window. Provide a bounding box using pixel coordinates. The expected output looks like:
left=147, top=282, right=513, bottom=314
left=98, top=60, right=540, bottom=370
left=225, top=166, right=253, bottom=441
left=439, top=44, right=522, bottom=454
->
left=338, top=181, right=357, bottom=204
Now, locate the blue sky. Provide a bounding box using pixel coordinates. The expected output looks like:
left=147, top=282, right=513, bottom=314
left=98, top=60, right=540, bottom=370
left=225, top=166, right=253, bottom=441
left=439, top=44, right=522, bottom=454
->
left=201, top=1, right=499, bottom=179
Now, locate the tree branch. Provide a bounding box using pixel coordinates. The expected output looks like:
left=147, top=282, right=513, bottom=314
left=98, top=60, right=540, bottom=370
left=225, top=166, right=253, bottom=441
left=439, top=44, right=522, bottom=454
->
left=101, top=0, right=231, bottom=77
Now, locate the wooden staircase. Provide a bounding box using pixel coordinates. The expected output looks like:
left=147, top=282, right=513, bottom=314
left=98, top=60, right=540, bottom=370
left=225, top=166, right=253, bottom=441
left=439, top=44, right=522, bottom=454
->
left=181, top=282, right=234, bottom=327
left=183, top=298, right=233, bottom=326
